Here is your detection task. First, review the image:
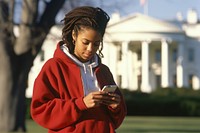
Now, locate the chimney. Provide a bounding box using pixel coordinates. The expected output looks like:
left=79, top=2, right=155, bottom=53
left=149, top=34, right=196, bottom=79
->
left=176, top=12, right=183, bottom=21
left=187, top=9, right=198, bottom=24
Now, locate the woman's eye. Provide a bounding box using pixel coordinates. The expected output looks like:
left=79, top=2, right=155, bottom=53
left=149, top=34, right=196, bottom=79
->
left=82, top=41, right=89, bottom=45
left=81, top=40, right=101, bottom=46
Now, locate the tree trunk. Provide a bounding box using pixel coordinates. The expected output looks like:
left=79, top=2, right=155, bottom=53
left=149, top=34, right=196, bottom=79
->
left=0, top=0, right=66, bottom=132
left=12, top=51, right=33, bottom=132
left=0, top=32, right=15, bottom=132
left=0, top=1, right=16, bottom=131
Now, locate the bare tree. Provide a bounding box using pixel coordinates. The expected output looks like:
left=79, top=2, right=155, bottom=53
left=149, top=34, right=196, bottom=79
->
left=0, top=0, right=65, bottom=132
left=0, top=0, right=122, bottom=131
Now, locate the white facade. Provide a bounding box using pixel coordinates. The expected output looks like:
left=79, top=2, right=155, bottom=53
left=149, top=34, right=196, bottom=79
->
left=26, top=12, right=200, bottom=97
left=103, top=13, right=200, bottom=92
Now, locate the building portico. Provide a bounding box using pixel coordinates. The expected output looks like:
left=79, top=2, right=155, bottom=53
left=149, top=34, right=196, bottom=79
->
left=103, top=13, right=200, bottom=92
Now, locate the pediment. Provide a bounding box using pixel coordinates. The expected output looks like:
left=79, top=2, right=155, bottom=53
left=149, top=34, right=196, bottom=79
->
left=107, top=13, right=183, bottom=33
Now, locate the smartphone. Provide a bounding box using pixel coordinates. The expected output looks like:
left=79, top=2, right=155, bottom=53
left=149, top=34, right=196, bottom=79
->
left=102, top=85, right=117, bottom=92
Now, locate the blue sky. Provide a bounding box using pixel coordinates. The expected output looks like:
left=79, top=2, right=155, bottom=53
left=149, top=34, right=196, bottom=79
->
left=15, top=0, right=200, bottom=23
left=139, top=0, right=200, bottom=20
left=101, top=0, right=200, bottom=21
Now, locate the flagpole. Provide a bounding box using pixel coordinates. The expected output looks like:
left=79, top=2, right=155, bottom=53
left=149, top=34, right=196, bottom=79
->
left=144, top=0, right=148, bottom=15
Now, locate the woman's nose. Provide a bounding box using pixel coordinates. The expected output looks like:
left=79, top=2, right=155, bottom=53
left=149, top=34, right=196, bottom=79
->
left=87, top=43, right=93, bottom=51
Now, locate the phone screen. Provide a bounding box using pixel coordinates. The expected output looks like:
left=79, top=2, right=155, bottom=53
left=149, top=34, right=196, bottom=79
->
left=102, top=85, right=117, bottom=92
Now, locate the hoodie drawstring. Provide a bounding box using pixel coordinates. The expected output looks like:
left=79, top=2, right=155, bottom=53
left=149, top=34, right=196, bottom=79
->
left=83, top=64, right=87, bottom=74
left=88, top=62, right=96, bottom=77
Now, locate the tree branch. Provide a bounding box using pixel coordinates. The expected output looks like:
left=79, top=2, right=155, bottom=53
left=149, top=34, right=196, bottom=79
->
left=33, top=0, right=65, bottom=55
left=14, top=0, right=39, bottom=55
left=39, top=0, right=65, bottom=32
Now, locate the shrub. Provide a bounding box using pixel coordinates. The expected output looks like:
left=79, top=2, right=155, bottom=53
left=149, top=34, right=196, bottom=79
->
left=121, top=88, right=200, bottom=116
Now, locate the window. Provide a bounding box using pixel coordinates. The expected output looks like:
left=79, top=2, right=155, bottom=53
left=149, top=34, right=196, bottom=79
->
left=117, top=75, right=122, bottom=88
left=188, top=48, right=194, bottom=62
left=172, top=49, right=177, bottom=62
left=137, top=50, right=141, bottom=60
left=173, top=75, right=177, bottom=87
left=137, top=75, right=141, bottom=90
left=188, top=74, right=193, bottom=88
left=155, top=49, right=161, bottom=62
left=156, top=75, right=161, bottom=88
left=114, top=42, right=122, bottom=61
left=40, top=50, right=45, bottom=61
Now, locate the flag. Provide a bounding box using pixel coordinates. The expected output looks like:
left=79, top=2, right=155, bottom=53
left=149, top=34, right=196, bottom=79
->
left=140, top=0, right=146, bottom=6
left=140, top=0, right=148, bottom=15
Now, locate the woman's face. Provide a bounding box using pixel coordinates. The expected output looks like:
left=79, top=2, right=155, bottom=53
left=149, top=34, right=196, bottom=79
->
left=72, top=27, right=102, bottom=62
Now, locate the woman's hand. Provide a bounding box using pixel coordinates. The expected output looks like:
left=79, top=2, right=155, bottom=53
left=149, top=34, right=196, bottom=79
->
left=83, top=91, right=121, bottom=109
left=83, top=91, right=106, bottom=108
left=101, top=92, right=121, bottom=109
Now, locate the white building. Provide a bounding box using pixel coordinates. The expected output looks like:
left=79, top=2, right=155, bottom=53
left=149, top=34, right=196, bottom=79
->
left=26, top=10, right=200, bottom=97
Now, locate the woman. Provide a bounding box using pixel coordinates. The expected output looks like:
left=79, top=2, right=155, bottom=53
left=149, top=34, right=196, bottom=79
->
left=31, top=6, right=126, bottom=133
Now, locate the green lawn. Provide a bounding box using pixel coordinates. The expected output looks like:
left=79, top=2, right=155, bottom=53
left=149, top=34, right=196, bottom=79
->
left=116, top=116, right=200, bottom=133
left=26, top=116, right=200, bottom=133
left=26, top=120, right=47, bottom=133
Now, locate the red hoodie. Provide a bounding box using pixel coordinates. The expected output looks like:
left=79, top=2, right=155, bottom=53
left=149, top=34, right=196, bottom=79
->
left=31, top=42, right=127, bottom=133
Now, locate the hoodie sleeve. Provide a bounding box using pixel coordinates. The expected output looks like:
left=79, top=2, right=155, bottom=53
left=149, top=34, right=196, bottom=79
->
left=107, top=88, right=127, bottom=129
left=95, top=64, right=127, bottom=129
left=30, top=59, right=88, bottom=130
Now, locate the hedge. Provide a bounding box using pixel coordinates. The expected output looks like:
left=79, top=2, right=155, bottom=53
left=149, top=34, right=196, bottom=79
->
left=26, top=87, right=200, bottom=119
left=120, top=87, right=200, bottom=116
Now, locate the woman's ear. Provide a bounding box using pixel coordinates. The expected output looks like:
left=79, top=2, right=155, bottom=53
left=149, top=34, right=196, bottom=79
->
left=72, top=30, right=76, bottom=40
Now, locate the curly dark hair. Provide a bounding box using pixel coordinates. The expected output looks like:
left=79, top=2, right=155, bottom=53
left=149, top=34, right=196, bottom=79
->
left=61, top=6, right=110, bottom=58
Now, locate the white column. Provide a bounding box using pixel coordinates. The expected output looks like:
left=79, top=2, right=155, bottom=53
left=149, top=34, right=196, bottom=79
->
left=127, top=48, right=137, bottom=91
left=132, top=51, right=138, bottom=90
left=121, top=41, right=129, bottom=89
left=176, top=43, right=186, bottom=88
left=141, top=41, right=151, bottom=92
left=193, top=75, right=200, bottom=90
left=161, top=40, right=169, bottom=88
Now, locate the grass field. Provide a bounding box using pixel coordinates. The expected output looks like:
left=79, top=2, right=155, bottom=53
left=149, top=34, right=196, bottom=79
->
left=116, top=116, right=200, bottom=133
left=25, top=116, right=200, bottom=133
